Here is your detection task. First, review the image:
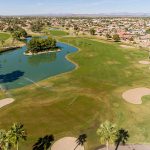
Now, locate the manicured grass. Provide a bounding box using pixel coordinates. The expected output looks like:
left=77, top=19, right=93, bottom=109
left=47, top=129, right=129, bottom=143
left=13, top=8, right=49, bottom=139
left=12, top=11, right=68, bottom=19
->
left=0, top=32, right=10, bottom=41
left=50, top=30, right=69, bottom=36
left=0, top=37, right=150, bottom=149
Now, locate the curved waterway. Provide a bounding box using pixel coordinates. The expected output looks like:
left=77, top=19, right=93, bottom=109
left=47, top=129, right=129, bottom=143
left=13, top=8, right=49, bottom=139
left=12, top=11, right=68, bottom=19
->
left=0, top=40, right=77, bottom=89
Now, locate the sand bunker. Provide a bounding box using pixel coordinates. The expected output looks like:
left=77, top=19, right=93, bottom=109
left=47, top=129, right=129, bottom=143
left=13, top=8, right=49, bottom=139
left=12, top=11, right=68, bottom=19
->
left=139, top=60, right=150, bottom=65
left=51, top=137, right=84, bottom=150
left=98, top=144, right=150, bottom=150
left=0, top=98, right=14, bottom=108
left=120, top=45, right=134, bottom=49
left=122, top=88, right=150, bottom=104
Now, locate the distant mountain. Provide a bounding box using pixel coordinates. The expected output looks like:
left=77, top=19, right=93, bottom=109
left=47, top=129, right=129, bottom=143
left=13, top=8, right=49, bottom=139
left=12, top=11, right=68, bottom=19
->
left=1, top=13, right=150, bottom=17
left=36, top=12, right=150, bottom=17
left=38, top=13, right=150, bottom=17
left=100, top=12, right=150, bottom=17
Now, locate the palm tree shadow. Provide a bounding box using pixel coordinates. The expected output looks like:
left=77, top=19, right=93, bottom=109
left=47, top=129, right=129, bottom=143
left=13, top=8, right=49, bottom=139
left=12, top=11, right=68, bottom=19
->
left=74, top=134, right=87, bottom=150
left=0, top=70, right=24, bottom=83
left=115, top=129, right=129, bottom=150
left=32, top=135, right=54, bottom=150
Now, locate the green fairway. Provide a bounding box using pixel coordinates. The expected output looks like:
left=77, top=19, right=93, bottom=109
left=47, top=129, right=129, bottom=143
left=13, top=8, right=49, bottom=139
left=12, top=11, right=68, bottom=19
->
left=1, top=37, right=150, bottom=149
left=0, top=32, right=10, bottom=41
left=50, top=30, right=69, bottom=36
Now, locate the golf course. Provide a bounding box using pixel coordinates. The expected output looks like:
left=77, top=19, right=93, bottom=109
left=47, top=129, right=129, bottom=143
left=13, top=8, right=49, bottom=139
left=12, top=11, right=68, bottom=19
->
left=1, top=36, right=150, bottom=150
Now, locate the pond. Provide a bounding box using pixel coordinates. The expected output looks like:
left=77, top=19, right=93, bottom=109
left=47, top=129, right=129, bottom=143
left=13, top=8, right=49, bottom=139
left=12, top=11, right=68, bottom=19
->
left=0, top=41, right=77, bottom=89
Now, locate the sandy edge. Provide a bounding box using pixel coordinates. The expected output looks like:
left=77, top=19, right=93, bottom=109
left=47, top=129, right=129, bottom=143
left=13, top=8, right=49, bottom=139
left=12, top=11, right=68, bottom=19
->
left=139, top=60, right=150, bottom=65
left=120, top=45, right=134, bottom=49
left=0, top=98, right=14, bottom=108
left=24, top=49, right=61, bottom=56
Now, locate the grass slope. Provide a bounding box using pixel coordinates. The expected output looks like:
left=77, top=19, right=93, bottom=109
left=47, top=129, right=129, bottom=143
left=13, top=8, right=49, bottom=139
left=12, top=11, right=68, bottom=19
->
left=0, top=37, right=150, bottom=149
left=0, top=32, right=10, bottom=41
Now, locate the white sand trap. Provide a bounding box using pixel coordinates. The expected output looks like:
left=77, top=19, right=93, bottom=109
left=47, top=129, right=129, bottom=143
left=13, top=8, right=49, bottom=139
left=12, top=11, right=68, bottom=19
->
left=139, top=60, right=150, bottom=65
left=98, top=144, right=150, bottom=150
left=122, top=88, right=150, bottom=104
left=51, top=137, right=84, bottom=150
left=0, top=98, right=14, bottom=108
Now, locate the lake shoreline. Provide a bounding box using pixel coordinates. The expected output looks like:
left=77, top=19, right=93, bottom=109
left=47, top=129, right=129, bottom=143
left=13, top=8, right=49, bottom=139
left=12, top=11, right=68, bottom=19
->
left=0, top=46, right=22, bottom=53
left=24, top=48, right=61, bottom=56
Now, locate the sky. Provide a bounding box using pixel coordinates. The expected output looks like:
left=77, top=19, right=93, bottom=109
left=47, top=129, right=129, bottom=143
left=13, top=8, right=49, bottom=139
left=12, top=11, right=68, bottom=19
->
left=0, top=0, right=150, bottom=15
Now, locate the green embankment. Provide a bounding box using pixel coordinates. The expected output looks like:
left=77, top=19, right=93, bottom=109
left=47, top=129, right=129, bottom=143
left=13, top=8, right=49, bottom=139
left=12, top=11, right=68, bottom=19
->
left=50, top=30, right=69, bottom=36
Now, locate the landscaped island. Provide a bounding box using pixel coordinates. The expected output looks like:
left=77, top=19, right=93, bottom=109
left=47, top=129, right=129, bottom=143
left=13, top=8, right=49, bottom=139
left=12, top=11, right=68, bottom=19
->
left=0, top=26, right=28, bottom=53
left=25, top=36, right=60, bottom=55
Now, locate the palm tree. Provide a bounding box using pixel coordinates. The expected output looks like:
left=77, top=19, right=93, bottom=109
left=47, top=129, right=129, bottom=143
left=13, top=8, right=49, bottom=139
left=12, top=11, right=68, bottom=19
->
left=32, top=135, right=54, bottom=150
left=74, top=134, right=87, bottom=150
left=0, top=130, right=5, bottom=149
left=115, top=129, right=129, bottom=150
left=0, top=130, right=12, bottom=150
left=9, top=123, right=27, bottom=150
left=96, top=121, right=117, bottom=150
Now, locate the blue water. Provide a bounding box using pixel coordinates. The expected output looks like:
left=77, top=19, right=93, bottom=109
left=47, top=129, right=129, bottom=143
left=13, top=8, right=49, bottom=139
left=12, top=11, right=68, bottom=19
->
left=0, top=41, right=77, bottom=89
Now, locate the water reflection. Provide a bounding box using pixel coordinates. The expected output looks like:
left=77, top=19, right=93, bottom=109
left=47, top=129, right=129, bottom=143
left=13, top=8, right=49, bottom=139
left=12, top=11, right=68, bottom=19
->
left=28, top=52, right=57, bottom=66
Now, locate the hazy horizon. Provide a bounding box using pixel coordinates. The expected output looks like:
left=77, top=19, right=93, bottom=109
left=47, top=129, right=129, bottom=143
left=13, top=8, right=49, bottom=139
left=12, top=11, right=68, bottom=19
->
left=0, top=0, right=150, bottom=16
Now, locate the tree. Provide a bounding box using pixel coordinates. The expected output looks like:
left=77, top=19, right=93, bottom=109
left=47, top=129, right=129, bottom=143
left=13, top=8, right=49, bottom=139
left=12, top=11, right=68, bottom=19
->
left=7, top=25, right=27, bottom=40
left=9, top=123, right=27, bottom=150
left=113, top=34, right=120, bottom=42
left=97, top=121, right=117, bottom=150
left=90, top=28, right=95, bottom=35
left=0, top=40, right=5, bottom=47
left=74, top=134, right=87, bottom=150
left=0, top=130, right=7, bottom=150
left=129, top=37, right=134, bottom=42
left=0, top=130, right=12, bottom=150
left=74, top=25, right=79, bottom=31
left=27, top=37, right=57, bottom=53
left=106, top=34, right=111, bottom=40
left=32, top=135, right=54, bottom=150
left=30, top=21, right=44, bottom=32
left=19, top=29, right=27, bottom=38
left=12, top=31, right=21, bottom=41
left=11, top=29, right=27, bottom=42
left=115, top=129, right=129, bottom=150
left=146, top=28, right=150, bottom=34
